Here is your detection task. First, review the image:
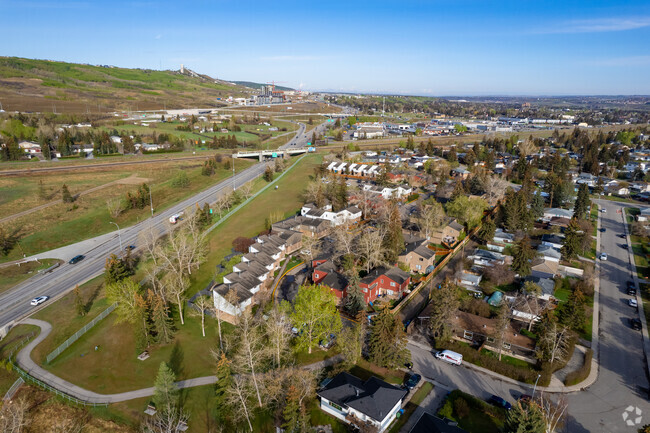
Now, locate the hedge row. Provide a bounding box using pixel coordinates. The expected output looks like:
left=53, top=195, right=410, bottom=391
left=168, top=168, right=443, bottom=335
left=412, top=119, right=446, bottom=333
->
left=564, top=349, right=593, bottom=386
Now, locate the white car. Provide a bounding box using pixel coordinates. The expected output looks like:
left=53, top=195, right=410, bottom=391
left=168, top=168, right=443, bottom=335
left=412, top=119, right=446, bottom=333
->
left=629, top=299, right=638, bottom=308
left=30, top=296, right=49, bottom=306
left=599, top=253, right=608, bottom=261
left=601, top=208, right=607, bottom=213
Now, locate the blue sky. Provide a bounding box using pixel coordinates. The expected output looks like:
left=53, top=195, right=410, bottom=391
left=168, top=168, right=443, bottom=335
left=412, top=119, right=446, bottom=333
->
left=1, top=0, right=650, bottom=95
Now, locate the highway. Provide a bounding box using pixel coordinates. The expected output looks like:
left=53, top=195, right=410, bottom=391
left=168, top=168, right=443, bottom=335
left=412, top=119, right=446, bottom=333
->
left=0, top=121, right=317, bottom=329
left=407, top=199, right=649, bottom=432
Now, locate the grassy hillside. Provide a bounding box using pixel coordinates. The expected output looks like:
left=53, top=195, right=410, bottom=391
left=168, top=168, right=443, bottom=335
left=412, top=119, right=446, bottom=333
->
left=232, top=80, right=294, bottom=91
left=0, top=57, right=250, bottom=113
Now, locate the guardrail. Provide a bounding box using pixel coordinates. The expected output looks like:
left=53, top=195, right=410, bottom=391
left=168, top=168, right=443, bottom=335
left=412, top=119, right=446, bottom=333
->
left=45, top=302, right=117, bottom=364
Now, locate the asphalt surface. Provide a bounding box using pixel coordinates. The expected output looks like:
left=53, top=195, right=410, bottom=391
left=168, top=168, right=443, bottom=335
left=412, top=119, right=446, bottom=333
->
left=407, top=199, right=650, bottom=432
left=0, top=122, right=318, bottom=329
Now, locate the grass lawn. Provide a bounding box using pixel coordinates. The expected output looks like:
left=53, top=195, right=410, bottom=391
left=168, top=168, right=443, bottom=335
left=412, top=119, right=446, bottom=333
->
left=554, top=286, right=571, bottom=303
left=387, top=381, right=434, bottom=433
left=0, top=259, right=61, bottom=294
left=350, top=360, right=407, bottom=385
left=483, top=350, right=536, bottom=369
left=2, top=158, right=254, bottom=262
left=309, top=399, right=349, bottom=433
left=438, top=390, right=505, bottom=433
left=640, top=283, right=650, bottom=328
left=294, top=346, right=341, bottom=366
left=188, top=153, right=323, bottom=296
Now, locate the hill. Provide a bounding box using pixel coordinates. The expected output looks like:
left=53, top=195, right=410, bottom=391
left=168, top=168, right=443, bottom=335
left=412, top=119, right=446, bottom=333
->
left=0, top=57, right=250, bottom=113
left=232, top=81, right=294, bottom=91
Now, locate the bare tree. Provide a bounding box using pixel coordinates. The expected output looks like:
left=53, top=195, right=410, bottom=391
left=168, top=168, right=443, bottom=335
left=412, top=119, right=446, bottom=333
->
left=265, top=306, right=292, bottom=369
left=517, top=282, right=545, bottom=331
left=234, top=310, right=265, bottom=407
left=537, top=393, right=568, bottom=433
left=106, top=198, right=123, bottom=218
left=356, top=228, right=386, bottom=273
left=226, top=375, right=254, bottom=432
left=239, top=181, right=254, bottom=200
left=139, top=222, right=161, bottom=267
left=415, top=202, right=445, bottom=239
left=141, top=408, right=189, bottom=433
left=0, top=398, right=29, bottom=433
left=482, top=175, right=509, bottom=204
left=538, top=321, right=572, bottom=364
left=192, top=295, right=212, bottom=337
left=332, top=222, right=356, bottom=257
left=350, top=186, right=374, bottom=220
left=299, top=234, right=321, bottom=263
left=492, top=303, right=510, bottom=361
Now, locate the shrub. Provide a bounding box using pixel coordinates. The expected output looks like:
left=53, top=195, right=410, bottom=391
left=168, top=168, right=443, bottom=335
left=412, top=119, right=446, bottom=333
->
left=460, top=298, right=492, bottom=318
left=564, top=349, right=593, bottom=386
left=438, top=399, right=454, bottom=420
left=232, top=237, right=254, bottom=254
left=171, top=171, right=190, bottom=188
left=454, top=397, right=470, bottom=418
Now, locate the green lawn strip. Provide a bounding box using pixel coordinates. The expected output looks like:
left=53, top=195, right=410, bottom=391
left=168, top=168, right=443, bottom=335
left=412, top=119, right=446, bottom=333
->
left=0, top=324, right=41, bottom=395
left=630, top=234, right=650, bottom=280
left=309, top=398, right=349, bottom=433
left=294, top=346, right=341, bottom=366
left=483, top=349, right=536, bottom=369
left=1, top=158, right=253, bottom=262
left=0, top=259, right=61, bottom=295
left=554, top=287, right=571, bottom=303
left=188, top=153, right=322, bottom=297
left=411, top=381, right=434, bottom=405
left=640, top=283, right=650, bottom=327
left=349, top=360, right=407, bottom=385
left=105, top=122, right=261, bottom=146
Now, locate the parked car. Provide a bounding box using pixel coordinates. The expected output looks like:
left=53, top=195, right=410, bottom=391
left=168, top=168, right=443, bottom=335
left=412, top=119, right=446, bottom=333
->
left=621, top=243, right=628, bottom=250
left=487, top=395, right=512, bottom=410
left=69, top=255, right=85, bottom=264
left=599, top=253, right=608, bottom=261
left=30, top=296, right=49, bottom=306
left=618, top=233, right=626, bottom=238
left=601, top=208, right=607, bottom=213
left=125, top=245, right=136, bottom=251
left=404, top=374, right=421, bottom=390
left=631, top=318, right=642, bottom=330
left=601, top=228, right=606, bottom=233
left=627, top=281, right=637, bottom=296
left=629, top=299, right=638, bottom=308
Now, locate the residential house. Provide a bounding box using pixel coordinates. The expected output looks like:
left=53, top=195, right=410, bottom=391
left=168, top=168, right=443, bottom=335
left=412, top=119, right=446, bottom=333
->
left=300, top=203, right=363, bottom=226
left=541, top=234, right=564, bottom=250
left=524, top=276, right=556, bottom=301
left=542, top=208, right=573, bottom=222
left=18, top=141, right=41, bottom=154
left=469, top=249, right=505, bottom=267
left=318, top=372, right=407, bottom=432
left=487, top=229, right=514, bottom=252
left=531, top=258, right=559, bottom=279
left=575, top=172, right=597, bottom=187
left=359, top=267, right=411, bottom=303
left=361, top=184, right=412, bottom=200
left=312, top=260, right=349, bottom=300
left=430, top=219, right=463, bottom=245
left=399, top=243, right=436, bottom=273
left=537, top=244, right=561, bottom=262
left=457, top=271, right=482, bottom=290
left=606, top=183, right=630, bottom=196
left=408, top=412, right=468, bottom=433
left=272, top=215, right=331, bottom=239
left=451, top=167, right=470, bottom=179
left=637, top=207, right=650, bottom=222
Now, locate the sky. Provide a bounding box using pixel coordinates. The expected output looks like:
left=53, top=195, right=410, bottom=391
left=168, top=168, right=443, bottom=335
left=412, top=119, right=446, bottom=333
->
left=1, top=0, right=650, bottom=96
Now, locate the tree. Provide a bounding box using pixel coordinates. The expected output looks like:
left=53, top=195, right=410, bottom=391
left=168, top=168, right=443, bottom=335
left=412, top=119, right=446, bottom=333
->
left=73, top=285, right=86, bottom=317
left=557, top=288, right=586, bottom=332
left=263, top=166, right=274, bottom=182
left=504, top=401, right=546, bottom=433
left=368, top=307, right=410, bottom=368
left=226, top=375, right=254, bottom=432
left=151, top=292, right=174, bottom=344
left=282, top=385, right=310, bottom=433
left=446, top=195, right=487, bottom=229
left=105, top=253, right=133, bottom=285
left=535, top=311, right=572, bottom=364
left=285, top=285, right=342, bottom=354
left=0, top=398, right=29, bottom=433
left=477, top=217, right=496, bottom=244
left=573, top=184, right=591, bottom=220
left=511, top=236, right=536, bottom=277
left=192, top=295, right=211, bottom=337
left=382, top=200, right=404, bottom=263
left=357, top=229, right=385, bottom=273
left=61, top=183, right=73, bottom=203
left=153, top=362, right=180, bottom=415
left=538, top=393, right=568, bottom=433
left=561, top=219, right=584, bottom=260
left=298, top=234, right=320, bottom=263
left=428, top=279, right=460, bottom=341
left=265, top=306, right=292, bottom=369
left=106, top=198, right=123, bottom=218
left=106, top=278, right=142, bottom=324
left=344, top=274, right=365, bottom=318
left=233, top=310, right=265, bottom=407
left=530, top=191, right=545, bottom=221
left=214, top=352, right=232, bottom=409
left=338, top=323, right=365, bottom=366
left=517, top=281, right=543, bottom=331
left=416, top=202, right=445, bottom=239
left=332, top=222, right=356, bottom=257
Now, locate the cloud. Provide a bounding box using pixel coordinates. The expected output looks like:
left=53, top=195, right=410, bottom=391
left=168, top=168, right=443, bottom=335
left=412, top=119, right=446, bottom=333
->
left=260, top=55, right=322, bottom=61
left=539, top=17, right=650, bottom=34
left=583, top=55, right=650, bottom=67
left=155, top=34, right=162, bottom=40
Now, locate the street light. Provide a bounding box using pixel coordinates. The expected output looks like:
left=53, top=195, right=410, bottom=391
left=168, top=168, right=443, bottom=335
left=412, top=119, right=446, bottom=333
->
left=110, top=222, right=123, bottom=252
left=532, top=374, right=541, bottom=399
left=149, top=186, right=154, bottom=218
left=232, top=156, right=236, bottom=191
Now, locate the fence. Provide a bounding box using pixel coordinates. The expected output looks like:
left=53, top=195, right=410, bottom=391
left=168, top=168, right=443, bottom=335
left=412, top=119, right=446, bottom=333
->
left=45, top=302, right=117, bottom=364
left=3, top=377, right=24, bottom=401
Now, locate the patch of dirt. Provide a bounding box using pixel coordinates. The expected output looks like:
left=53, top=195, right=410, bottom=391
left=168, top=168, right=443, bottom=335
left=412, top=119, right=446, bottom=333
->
left=115, top=175, right=153, bottom=185
left=12, top=386, right=136, bottom=433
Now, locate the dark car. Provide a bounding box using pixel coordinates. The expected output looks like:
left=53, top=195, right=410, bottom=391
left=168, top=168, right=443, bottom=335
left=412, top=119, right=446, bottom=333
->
left=622, top=243, right=628, bottom=250
left=69, top=255, right=85, bottom=264
left=618, top=233, right=626, bottom=238
left=628, top=281, right=637, bottom=296
left=404, top=374, right=421, bottom=390
left=125, top=245, right=136, bottom=251
left=631, top=318, right=642, bottom=330
left=601, top=228, right=606, bottom=233
left=487, top=395, right=512, bottom=410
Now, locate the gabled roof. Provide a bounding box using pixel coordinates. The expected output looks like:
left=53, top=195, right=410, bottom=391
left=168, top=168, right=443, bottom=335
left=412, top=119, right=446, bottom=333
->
left=525, top=276, right=556, bottom=298
left=409, top=412, right=468, bottom=433
left=318, top=372, right=407, bottom=423
left=212, top=282, right=254, bottom=303
left=361, top=266, right=410, bottom=286
left=412, top=245, right=436, bottom=260
left=449, top=220, right=464, bottom=232
left=320, top=272, right=348, bottom=292
left=537, top=244, right=561, bottom=260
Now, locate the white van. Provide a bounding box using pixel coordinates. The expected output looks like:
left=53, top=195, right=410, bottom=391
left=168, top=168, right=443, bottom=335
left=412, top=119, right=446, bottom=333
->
left=434, top=350, right=463, bottom=366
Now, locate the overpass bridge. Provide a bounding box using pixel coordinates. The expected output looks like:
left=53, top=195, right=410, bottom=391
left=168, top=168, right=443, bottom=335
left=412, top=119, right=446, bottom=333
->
left=232, top=147, right=314, bottom=161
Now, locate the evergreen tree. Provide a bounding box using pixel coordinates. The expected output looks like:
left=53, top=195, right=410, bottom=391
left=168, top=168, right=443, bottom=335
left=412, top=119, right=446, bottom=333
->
left=153, top=362, right=180, bottom=416
left=344, top=274, right=365, bottom=318
left=429, top=279, right=459, bottom=341
left=573, top=184, right=591, bottom=220
left=214, top=352, right=232, bottom=409
left=105, top=254, right=133, bottom=285
left=282, top=386, right=310, bottom=433
left=382, top=201, right=404, bottom=263
left=61, top=184, right=73, bottom=203
left=151, top=293, right=174, bottom=344
left=504, top=402, right=546, bottom=433
left=511, top=236, right=536, bottom=276
left=530, top=190, right=545, bottom=221
left=477, top=217, right=496, bottom=244
left=368, top=308, right=410, bottom=369
left=74, top=285, right=86, bottom=317
left=558, top=288, right=586, bottom=332
left=561, top=219, right=584, bottom=260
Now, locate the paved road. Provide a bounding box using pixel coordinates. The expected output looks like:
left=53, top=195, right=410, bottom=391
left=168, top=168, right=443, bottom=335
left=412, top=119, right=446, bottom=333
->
left=0, top=122, right=319, bottom=329
left=407, top=200, right=650, bottom=432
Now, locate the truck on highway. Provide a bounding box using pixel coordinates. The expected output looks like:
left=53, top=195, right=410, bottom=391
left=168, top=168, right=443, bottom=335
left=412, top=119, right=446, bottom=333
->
left=169, top=212, right=184, bottom=224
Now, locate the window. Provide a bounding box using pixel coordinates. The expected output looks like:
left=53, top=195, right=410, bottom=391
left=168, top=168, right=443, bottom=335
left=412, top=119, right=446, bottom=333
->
left=419, top=258, right=424, bottom=261
left=503, top=342, right=511, bottom=350
left=328, top=401, right=344, bottom=412
left=380, top=279, right=384, bottom=283
left=363, top=288, right=367, bottom=293
left=390, top=282, right=396, bottom=287
left=416, top=265, right=421, bottom=270
left=387, top=290, right=394, bottom=296
left=463, top=330, right=473, bottom=340
left=487, top=337, right=495, bottom=343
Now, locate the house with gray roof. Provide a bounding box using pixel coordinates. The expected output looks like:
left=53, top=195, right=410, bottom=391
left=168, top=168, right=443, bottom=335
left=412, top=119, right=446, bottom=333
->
left=318, top=372, right=407, bottom=432
left=524, top=276, right=556, bottom=301
left=469, top=248, right=505, bottom=267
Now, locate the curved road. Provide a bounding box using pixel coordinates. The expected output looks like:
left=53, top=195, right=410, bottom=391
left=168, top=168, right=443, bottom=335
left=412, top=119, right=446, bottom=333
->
left=0, top=121, right=321, bottom=329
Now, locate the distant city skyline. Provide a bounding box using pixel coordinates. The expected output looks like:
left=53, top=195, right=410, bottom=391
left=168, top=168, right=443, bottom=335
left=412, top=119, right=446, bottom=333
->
left=2, top=0, right=650, bottom=95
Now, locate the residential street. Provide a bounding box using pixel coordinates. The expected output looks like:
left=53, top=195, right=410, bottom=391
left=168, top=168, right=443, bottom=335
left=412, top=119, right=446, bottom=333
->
left=406, top=199, right=650, bottom=432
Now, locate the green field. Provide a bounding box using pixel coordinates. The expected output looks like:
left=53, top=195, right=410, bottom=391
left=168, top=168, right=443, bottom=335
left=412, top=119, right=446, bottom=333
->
left=0, top=259, right=61, bottom=294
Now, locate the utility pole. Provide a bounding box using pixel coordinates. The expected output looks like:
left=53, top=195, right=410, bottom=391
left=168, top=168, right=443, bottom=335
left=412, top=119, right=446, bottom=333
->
left=149, top=186, right=154, bottom=218
left=232, top=157, right=236, bottom=191
left=110, top=222, right=123, bottom=252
